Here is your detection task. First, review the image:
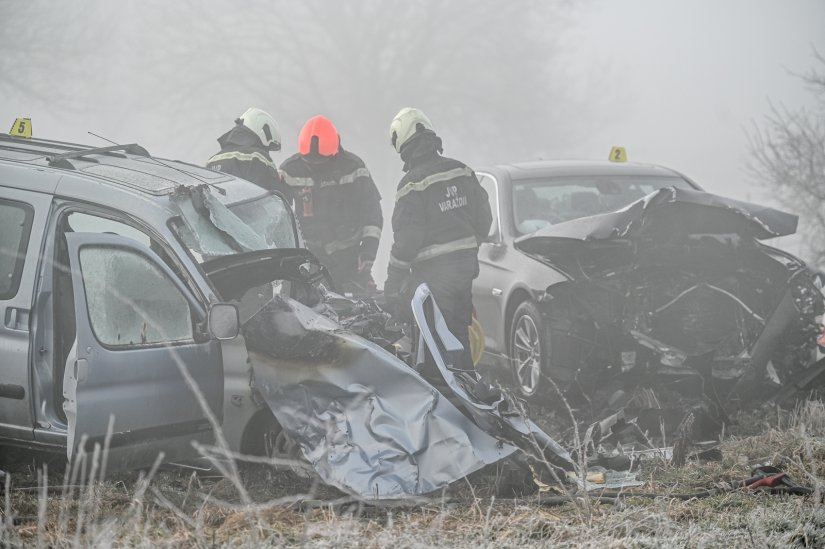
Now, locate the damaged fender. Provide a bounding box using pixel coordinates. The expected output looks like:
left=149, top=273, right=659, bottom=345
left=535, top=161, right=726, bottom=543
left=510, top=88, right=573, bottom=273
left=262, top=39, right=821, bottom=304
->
left=244, top=295, right=516, bottom=500
left=514, top=186, right=824, bottom=411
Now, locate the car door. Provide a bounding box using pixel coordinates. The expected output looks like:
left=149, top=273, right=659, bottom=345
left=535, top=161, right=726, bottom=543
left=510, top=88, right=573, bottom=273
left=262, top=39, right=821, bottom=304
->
left=62, top=232, right=223, bottom=471
left=0, top=188, right=51, bottom=442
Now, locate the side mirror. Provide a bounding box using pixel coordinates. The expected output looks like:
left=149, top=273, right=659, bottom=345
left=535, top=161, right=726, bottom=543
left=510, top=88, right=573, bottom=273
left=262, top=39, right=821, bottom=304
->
left=209, top=303, right=240, bottom=340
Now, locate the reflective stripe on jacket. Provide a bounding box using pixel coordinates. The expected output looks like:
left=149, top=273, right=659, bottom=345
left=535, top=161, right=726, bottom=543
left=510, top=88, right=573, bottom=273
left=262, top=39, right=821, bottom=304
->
left=389, top=153, right=491, bottom=270
left=206, top=125, right=287, bottom=196
left=280, top=149, right=383, bottom=260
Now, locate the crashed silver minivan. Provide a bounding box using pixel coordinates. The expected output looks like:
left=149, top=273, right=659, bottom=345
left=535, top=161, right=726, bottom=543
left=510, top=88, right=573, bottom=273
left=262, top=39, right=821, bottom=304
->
left=0, top=135, right=574, bottom=500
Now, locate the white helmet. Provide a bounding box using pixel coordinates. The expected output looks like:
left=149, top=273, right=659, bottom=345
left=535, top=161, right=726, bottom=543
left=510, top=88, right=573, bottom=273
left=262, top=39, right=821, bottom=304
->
left=237, top=107, right=281, bottom=151
left=389, top=107, right=434, bottom=153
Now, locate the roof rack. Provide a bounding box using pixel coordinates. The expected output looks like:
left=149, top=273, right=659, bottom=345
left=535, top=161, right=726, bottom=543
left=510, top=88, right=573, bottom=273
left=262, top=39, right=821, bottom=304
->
left=0, top=134, right=152, bottom=170
left=47, top=143, right=150, bottom=170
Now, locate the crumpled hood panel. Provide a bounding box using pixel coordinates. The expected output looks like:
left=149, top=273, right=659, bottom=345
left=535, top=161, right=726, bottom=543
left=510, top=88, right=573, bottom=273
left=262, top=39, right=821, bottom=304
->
left=507, top=185, right=822, bottom=408
left=514, top=187, right=800, bottom=280
left=516, top=186, right=798, bottom=251
left=244, top=296, right=516, bottom=499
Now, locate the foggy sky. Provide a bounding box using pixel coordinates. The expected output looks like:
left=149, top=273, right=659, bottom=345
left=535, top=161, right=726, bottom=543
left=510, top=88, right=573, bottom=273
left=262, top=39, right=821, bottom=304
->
left=564, top=0, right=825, bottom=205
left=1, top=0, right=823, bottom=274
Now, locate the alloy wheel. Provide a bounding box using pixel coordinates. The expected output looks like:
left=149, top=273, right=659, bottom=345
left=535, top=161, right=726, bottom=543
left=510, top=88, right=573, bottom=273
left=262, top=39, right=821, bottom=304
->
left=512, top=314, right=541, bottom=395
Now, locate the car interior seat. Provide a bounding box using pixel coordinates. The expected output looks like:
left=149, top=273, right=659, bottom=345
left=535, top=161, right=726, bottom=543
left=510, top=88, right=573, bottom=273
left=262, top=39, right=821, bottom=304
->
left=569, top=191, right=602, bottom=216
left=514, top=186, right=540, bottom=221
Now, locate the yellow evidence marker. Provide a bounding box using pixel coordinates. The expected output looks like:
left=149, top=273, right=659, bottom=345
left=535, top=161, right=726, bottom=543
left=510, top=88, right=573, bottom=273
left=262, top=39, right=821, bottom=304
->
left=9, top=118, right=32, bottom=138
left=609, top=146, right=627, bottom=162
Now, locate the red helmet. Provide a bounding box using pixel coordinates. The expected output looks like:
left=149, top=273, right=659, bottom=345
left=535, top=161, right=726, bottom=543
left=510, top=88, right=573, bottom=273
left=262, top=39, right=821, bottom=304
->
left=298, top=115, right=340, bottom=159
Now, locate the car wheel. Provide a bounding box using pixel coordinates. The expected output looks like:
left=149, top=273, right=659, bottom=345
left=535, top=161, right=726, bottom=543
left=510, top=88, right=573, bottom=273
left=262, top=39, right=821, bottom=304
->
left=508, top=300, right=548, bottom=398
left=242, top=410, right=282, bottom=458
left=242, top=411, right=312, bottom=481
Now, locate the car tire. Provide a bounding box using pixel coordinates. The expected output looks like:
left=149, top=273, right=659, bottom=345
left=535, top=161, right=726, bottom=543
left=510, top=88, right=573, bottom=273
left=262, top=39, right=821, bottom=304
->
left=243, top=410, right=312, bottom=479
left=242, top=410, right=282, bottom=458
left=508, top=300, right=549, bottom=399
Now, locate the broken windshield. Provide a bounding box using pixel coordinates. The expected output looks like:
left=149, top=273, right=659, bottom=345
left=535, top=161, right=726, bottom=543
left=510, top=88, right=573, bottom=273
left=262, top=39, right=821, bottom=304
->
left=170, top=185, right=297, bottom=263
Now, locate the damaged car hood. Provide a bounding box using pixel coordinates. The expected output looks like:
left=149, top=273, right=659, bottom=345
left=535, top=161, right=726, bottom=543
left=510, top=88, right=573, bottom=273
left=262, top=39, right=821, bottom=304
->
left=509, top=184, right=822, bottom=424
left=515, top=187, right=799, bottom=275
left=202, top=248, right=326, bottom=301
left=243, top=295, right=518, bottom=500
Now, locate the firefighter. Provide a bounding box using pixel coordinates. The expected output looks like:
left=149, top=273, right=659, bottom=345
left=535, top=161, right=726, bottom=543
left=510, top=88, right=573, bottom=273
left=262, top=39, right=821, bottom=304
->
left=384, top=107, right=492, bottom=370
left=206, top=107, right=288, bottom=196
left=280, top=115, right=383, bottom=295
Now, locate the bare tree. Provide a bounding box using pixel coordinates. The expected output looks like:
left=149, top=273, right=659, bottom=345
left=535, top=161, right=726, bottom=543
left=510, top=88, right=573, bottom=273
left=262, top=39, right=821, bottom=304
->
left=747, top=52, right=825, bottom=268
left=148, top=1, right=585, bottom=173
left=1, top=0, right=589, bottom=280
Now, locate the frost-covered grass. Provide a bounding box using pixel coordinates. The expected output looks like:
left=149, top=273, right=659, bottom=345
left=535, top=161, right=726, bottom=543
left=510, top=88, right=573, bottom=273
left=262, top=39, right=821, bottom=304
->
left=2, top=400, right=825, bottom=548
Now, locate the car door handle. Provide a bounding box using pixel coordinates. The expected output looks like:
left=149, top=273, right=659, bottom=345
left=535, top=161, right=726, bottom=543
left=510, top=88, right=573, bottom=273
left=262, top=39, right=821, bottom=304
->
left=0, top=384, right=25, bottom=400
left=4, top=307, right=29, bottom=331
left=74, top=359, right=88, bottom=383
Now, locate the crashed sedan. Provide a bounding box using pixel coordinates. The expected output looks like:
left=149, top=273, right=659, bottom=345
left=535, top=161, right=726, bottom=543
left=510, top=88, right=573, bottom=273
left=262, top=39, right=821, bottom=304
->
left=0, top=134, right=572, bottom=501
left=473, top=159, right=823, bottom=423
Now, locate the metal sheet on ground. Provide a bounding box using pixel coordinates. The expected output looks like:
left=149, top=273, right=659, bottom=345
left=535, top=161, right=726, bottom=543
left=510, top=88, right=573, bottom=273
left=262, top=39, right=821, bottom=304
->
left=245, top=296, right=516, bottom=500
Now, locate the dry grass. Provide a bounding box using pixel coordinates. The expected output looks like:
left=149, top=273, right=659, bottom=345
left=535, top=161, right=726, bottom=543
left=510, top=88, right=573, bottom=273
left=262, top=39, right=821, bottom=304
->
left=2, top=400, right=825, bottom=547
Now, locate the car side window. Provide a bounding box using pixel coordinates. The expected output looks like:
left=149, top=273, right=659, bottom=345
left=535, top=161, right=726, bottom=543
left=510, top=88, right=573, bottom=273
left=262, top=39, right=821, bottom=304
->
left=0, top=198, right=34, bottom=299
left=478, top=175, right=499, bottom=238
left=78, top=246, right=194, bottom=346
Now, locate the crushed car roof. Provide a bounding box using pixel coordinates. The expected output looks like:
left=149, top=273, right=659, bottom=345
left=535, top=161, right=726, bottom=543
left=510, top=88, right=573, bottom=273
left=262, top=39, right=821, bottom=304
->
left=0, top=133, right=234, bottom=196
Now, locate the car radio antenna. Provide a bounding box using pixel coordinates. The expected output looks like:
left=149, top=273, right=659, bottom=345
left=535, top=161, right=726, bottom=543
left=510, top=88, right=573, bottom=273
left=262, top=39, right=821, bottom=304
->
left=87, top=131, right=226, bottom=195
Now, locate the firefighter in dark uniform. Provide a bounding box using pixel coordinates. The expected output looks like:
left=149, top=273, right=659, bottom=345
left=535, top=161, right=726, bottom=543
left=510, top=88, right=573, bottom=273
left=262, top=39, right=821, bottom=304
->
left=280, top=115, right=383, bottom=295
left=206, top=107, right=289, bottom=196
left=384, top=108, right=492, bottom=370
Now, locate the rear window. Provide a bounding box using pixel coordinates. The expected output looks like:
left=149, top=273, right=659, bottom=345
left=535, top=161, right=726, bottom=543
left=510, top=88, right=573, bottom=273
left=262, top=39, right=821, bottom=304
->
left=0, top=199, right=34, bottom=299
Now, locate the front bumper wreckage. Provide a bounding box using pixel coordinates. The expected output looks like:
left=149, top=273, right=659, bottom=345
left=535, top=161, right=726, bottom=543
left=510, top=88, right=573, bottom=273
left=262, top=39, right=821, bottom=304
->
left=243, top=292, right=573, bottom=500
left=515, top=187, right=824, bottom=431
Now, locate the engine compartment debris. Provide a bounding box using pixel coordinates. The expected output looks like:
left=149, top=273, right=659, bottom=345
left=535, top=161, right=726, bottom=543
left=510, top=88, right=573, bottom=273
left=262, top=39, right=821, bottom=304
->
left=185, top=184, right=823, bottom=502
left=515, top=187, right=824, bottom=434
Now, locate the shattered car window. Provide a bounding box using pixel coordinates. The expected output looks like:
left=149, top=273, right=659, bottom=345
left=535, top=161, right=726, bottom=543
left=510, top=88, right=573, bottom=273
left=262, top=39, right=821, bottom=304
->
left=512, top=175, right=693, bottom=234
left=79, top=246, right=193, bottom=346
left=229, top=196, right=296, bottom=250
left=170, top=185, right=296, bottom=262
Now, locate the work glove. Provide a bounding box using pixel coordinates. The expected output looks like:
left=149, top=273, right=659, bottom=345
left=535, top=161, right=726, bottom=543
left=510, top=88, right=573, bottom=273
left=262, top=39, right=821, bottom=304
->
left=357, top=255, right=374, bottom=274
left=350, top=255, right=377, bottom=298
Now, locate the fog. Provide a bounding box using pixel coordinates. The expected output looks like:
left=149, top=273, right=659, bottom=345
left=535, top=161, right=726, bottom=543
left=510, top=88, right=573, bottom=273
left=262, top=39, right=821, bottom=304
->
left=2, top=0, right=823, bottom=278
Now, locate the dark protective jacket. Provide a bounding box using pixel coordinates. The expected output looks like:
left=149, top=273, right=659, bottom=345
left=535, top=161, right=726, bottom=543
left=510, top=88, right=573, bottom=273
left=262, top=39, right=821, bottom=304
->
left=279, top=149, right=383, bottom=261
left=206, top=125, right=288, bottom=196
left=386, top=133, right=492, bottom=284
